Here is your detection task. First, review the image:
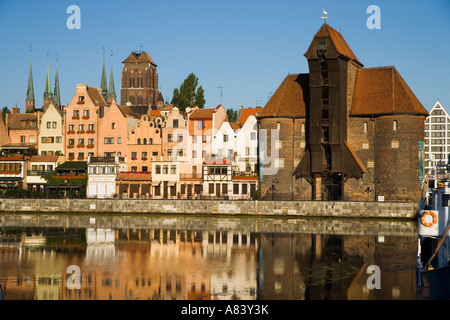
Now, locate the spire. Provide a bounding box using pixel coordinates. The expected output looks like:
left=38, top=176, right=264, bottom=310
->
left=44, top=53, right=53, bottom=99
left=107, top=50, right=116, bottom=101
left=101, top=46, right=107, bottom=97
left=53, top=56, right=61, bottom=107
left=26, top=45, right=35, bottom=112
left=26, top=60, right=35, bottom=102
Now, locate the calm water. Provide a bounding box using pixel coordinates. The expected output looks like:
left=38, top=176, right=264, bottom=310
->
left=0, top=213, right=418, bottom=300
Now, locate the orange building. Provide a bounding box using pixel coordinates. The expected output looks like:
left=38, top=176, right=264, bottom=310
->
left=65, top=84, right=107, bottom=161
left=6, top=108, right=40, bottom=149
left=127, top=114, right=163, bottom=172
left=98, top=101, right=139, bottom=158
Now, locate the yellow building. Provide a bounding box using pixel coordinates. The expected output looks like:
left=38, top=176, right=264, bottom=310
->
left=38, top=104, right=64, bottom=156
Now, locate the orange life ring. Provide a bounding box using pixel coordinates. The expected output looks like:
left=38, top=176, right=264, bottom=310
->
left=421, top=211, right=437, bottom=227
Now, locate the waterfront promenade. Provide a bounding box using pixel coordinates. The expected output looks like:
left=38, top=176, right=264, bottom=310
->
left=0, top=198, right=419, bottom=220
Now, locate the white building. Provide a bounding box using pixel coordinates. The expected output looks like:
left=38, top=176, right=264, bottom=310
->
left=26, top=155, right=63, bottom=191
left=424, top=100, right=450, bottom=173
left=87, top=156, right=126, bottom=198
left=235, top=113, right=259, bottom=173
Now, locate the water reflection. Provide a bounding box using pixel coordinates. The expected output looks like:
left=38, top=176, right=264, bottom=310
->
left=0, top=214, right=417, bottom=300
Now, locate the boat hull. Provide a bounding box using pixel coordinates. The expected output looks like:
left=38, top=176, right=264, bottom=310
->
left=419, top=266, right=450, bottom=299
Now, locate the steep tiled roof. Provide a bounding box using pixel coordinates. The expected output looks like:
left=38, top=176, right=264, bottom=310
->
left=87, top=87, right=107, bottom=106
left=8, top=113, right=38, bottom=130
left=189, top=108, right=217, bottom=120
left=229, top=122, right=241, bottom=131
left=310, top=24, right=363, bottom=67
left=117, top=104, right=138, bottom=118
left=238, top=107, right=262, bottom=124
left=122, top=51, right=157, bottom=66
left=351, top=66, right=428, bottom=116
left=258, top=74, right=309, bottom=119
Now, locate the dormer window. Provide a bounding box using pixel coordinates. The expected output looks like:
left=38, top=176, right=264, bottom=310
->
left=318, top=42, right=327, bottom=51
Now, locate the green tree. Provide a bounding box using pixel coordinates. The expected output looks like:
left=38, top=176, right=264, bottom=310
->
left=227, top=108, right=237, bottom=122
left=2, top=106, right=10, bottom=124
left=171, top=73, right=205, bottom=111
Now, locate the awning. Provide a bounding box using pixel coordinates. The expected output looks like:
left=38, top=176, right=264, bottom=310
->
left=152, top=181, right=161, bottom=186
left=168, top=181, right=176, bottom=187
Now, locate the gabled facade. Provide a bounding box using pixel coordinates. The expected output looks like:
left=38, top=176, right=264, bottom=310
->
left=38, top=103, right=64, bottom=156
left=64, top=84, right=107, bottom=161
left=424, top=100, right=450, bottom=172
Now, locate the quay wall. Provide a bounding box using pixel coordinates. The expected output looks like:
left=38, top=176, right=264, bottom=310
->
left=0, top=198, right=419, bottom=219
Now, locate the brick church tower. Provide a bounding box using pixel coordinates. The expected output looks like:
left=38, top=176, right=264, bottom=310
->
left=120, top=50, right=164, bottom=116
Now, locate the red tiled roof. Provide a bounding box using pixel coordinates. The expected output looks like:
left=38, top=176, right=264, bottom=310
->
left=189, top=108, right=217, bottom=120
left=351, top=67, right=428, bottom=116
left=258, top=74, right=309, bottom=119
left=239, top=107, right=262, bottom=124
left=29, top=155, right=60, bottom=163
left=116, top=172, right=152, bottom=181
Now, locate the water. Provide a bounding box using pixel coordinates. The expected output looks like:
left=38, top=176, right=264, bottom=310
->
left=0, top=213, right=418, bottom=300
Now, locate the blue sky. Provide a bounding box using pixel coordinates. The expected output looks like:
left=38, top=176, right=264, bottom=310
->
left=0, top=0, right=449, bottom=112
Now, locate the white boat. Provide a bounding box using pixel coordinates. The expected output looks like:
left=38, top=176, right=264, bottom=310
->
left=417, top=166, right=450, bottom=299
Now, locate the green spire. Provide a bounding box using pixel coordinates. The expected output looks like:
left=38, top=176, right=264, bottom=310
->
left=107, top=64, right=116, bottom=100
left=26, top=61, right=35, bottom=102
left=53, top=58, right=61, bottom=107
left=101, top=52, right=107, bottom=96
left=43, top=55, right=53, bottom=99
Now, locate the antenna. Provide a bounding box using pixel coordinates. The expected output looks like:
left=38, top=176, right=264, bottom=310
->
left=217, top=86, right=225, bottom=105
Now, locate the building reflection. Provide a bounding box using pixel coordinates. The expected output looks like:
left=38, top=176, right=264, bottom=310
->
left=0, top=227, right=417, bottom=300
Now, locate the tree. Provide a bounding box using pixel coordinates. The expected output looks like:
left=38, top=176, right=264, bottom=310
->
left=2, top=106, right=10, bottom=124
left=171, top=73, right=205, bottom=111
left=227, top=108, right=237, bottom=123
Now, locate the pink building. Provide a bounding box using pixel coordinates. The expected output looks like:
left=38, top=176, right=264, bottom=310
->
left=98, top=101, right=139, bottom=158
left=127, top=114, right=163, bottom=172
left=6, top=108, right=40, bottom=149
left=65, top=84, right=107, bottom=161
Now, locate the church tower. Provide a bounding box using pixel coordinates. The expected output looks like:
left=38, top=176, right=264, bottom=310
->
left=120, top=50, right=163, bottom=116
left=107, top=64, right=116, bottom=105
left=26, top=59, right=35, bottom=113
left=43, top=55, right=53, bottom=111
left=101, top=56, right=108, bottom=99
left=53, top=58, right=61, bottom=109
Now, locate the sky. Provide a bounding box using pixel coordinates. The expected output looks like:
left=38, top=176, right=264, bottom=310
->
left=0, top=0, right=449, bottom=113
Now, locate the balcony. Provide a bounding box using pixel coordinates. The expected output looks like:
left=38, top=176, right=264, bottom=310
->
left=180, top=173, right=202, bottom=180
left=27, top=170, right=53, bottom=176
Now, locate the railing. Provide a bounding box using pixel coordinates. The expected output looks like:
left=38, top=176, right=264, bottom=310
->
left=27, top=170, right=53, bottom=176
left=180, top=173, right=203, bottom=180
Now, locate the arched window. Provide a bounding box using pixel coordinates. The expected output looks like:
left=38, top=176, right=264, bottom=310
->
left=149, top=138, right=153, bottom=145
left=137, top=138, right=141, bottom=145
left=143, top=138, right=147, bottom=145
left=364, top=121, right=368, bottom=133
left=393, top=120, right=398, bottom=131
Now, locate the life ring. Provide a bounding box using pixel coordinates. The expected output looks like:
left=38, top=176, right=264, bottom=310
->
left=421, top=211, right=437, bottom=227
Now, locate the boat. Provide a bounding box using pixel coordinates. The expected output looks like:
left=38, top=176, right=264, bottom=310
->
left=417, top=164, right=450, bottom=299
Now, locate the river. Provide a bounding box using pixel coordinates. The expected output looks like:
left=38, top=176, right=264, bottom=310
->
left=0, top=213, right=418, bottom=300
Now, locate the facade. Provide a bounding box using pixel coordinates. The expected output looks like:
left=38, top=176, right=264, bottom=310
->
left=98, top=101, right=139, bottom=158
left=38, top=104, right=64, bottom=156
left=0, top=155, right=27, bottom=189
left=235, top=110, right=260, bottom=173
left=116, top=171, right=152, bottom=198
left=26, top=155, right=61, bottom=191
left=127, top=114, right=163, bottom=172
left=258, top=23, right=428, bottom=202
left=120, top=51, right=164, bottom=115
left=424, top=100, right=450, bottom=173
left=151, top=156, right=181, bottom=199
left=87, top=156, right=126, bottom=198
left=202, top=160, right=235, bottom=199
left=6, top=108, right=40, bottom=148
left=65, top=84, right=107, bottom=162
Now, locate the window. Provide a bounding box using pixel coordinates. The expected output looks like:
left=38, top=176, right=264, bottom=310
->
left=193, top=135, right=197, bottom=143
left=69, top=152, right=75, bottom=158
left=142, top=166, right=148, bottom=172
left=78, top=152, right=84, bottom=158
left=156, top=165, right=161, bottom=174
left=78, top=124, right=84, bottom=131
left=251, top=132, right=256, bottom=140
left=78, top=96, right=84, bottom=102
left=78, top=139, right=84, bottom=145
left=391, top=141, right=399, bottom=149
left=202, top=136, right=207, bottom=143
left=246, top=147, right=250, bottom=156
left=168, top=134, right=173, bottom=142
left=233, top=184, right=239, bottom=195
left=117, top=137, right=122, bottom=144
left=88, top=138, right=94, bottom=145
left=143, top=138, right=147, bottom=145
left=163, top=165, right=169, bottom=174
left=137, top=138, right=141, bottom=145
left=168, top=149, right=173, bottom=157
left=242, top=184, right=248, bottom=195
left=131, top=166, right=137, bottom=172
left=131, top=152, right=137, bottom=159
left=29, top=136, right=35, bottom=143
left=112, top=123, right=116, bottom=129
left=197, top=121, right=205, bottom=130
left=393, top=120, right=397, bottom=131
left=177, top=134, right=183, bottom=142
left=223, top=135, right=229, bottom=142
left=47, top=122, right=51, bottom=129
left=142, top=152, right=148, bottom=159
left=209, top=183, right=214, bottom=194
left=83, top=110, right=89, bottom=117
left=53, top=121, right=57, bottom=129
left=104, top=137, right=114, bottom=144
left=20, top=136, right=26, bottom=143
left=69, top=139, right=75, bottom=146
left=56, top=137, right=62, bottom=143
left=173, top=119, right=179, bottom=128
left=69, top=124, right=75, bottom=131
left=177, top=149, right=183, bottom=157
left=364, top=121, right=368, bottom=133
left=171, top=165, right=177, bottom=174
left=73, top=110, right=79, bottom=117
left=192, top=150, right=197, bottom=158
left=88, top=124, right=95, bottom=131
